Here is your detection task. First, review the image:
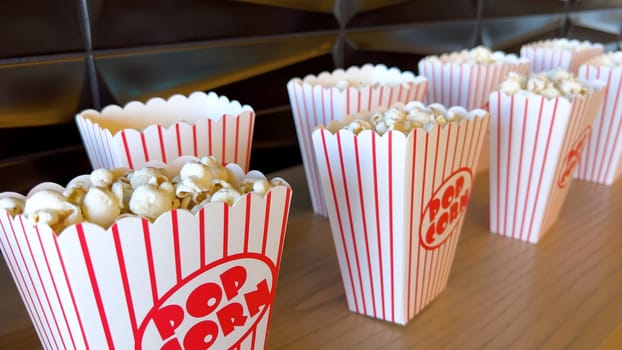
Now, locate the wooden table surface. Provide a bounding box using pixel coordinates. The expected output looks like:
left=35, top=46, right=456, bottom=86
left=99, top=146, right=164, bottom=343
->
left=1, top=166, right=621, bottom=350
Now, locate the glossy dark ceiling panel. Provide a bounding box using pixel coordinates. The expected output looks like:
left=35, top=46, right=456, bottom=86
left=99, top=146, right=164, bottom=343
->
left=94, top=33, right=337, bottom=104
left=481, top=14, right=564, bottom=52
left=347, top=21, right=478, bottom=54
left=0, top=56, right=86, bottom=127
left=87, top=0, right=339, bottom=49
left=483, top=0, right=565, bottom=18
left=349, top=0, right=478, bottom=27
left=0, top=0, right=84, bottom=59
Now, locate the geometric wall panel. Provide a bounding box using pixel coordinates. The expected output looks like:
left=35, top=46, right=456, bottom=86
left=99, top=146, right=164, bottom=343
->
left=94, top=33, right=337, bottom=104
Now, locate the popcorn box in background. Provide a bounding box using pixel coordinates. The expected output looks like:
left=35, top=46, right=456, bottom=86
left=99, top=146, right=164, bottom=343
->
left=287, top=64, right=428, bottom=217
left=76, top=91, right=255, bottom=172
left=0, top=157, right=292, bottom=350
left=520, top=38, right=604, bottom=74
left=488, top=79, right=605, bottom=243
left=311, top=103, right=489, bottom=325
left=575, top=52, right=622, bottom=185
left=418, top=46, right=530, bottom=173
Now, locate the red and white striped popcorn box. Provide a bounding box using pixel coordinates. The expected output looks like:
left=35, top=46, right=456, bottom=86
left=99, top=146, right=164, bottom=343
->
left=75, top=91, right=255, bottom=172
left=0, top=159, right=293, bottom=350
left=520, top=38, right=604, bottom=74
left=311, top=106, right=489, bottom=325
left=418, top=49, right=530, bottom=174
left=575, top=55, right=622, bottom=185
left=287, top=64, right=428, bottom=217
left=488, top=81, right=606, bottom=243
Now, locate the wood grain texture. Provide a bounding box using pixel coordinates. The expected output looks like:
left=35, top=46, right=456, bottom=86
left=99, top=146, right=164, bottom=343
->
left=1, top=166, right=621, bottom=350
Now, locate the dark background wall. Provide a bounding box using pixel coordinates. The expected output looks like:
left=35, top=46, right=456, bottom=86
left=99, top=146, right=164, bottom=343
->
left=0, top=0, right=620, bottom=193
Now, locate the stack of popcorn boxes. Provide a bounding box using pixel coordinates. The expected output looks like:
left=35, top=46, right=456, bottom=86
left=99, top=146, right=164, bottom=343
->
left=0, top=91, right=293, bottom=349
left=287, top=64, right=429, bottom=217
left=418, top=46, right=531, bottom=174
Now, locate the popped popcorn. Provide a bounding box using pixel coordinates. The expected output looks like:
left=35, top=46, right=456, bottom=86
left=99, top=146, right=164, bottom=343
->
left=499, top=69, right=592, bottom=99
left=2, top=156, right=289, bottom=233
left=0, top=196, right=25, bottom=217
left=425, top=46, right=524, bottom=65
left=334, top=79, right=412, bottom=91
left=22, top=190, right=83, bottom=233
left=328, top=101, right=467, bottom=135
left=529, top=38, right=596, bottom=51
left=586, top=51, right=622, bottom=68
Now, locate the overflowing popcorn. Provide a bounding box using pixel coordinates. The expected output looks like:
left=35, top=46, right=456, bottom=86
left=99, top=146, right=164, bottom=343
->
left=499, top=69, right=592, bottom=99
left=326, top=101, right=466, bottom=135
left=529, top=38, right=597, bottom=51
left=0, top=156, right=288, bottom=233
left=334, top=79, right=412, bottom=91
left=586, top=51, right=622, bottom=68
left=425, top=46, right=523, bottom=65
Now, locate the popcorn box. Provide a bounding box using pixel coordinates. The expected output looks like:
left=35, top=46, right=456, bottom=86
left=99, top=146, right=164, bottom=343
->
left=575, top=58, right=622, bottom=185
left=287, top=64, right=428, bottom=217
left=311, top=106, right=489, bottom=325
left=0, top=159, right=292, bottom=350
left=418, top=49, right=530, bottom=173
left=488, top=81, right=606, bottom=243
left=76, top=91, right=255, bottom=172
left=520, top=38, right=604, bottom=74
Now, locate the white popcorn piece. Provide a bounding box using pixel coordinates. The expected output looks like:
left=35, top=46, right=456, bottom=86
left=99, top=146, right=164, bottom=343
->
left=82, top=187, right=122, bottom=228
left=129, top=184, right=176, bottom=221
left=0, top=196, right=25, bottom=216
left=23, top=190, right=83, bottom=233
left=179, top=161, right=214, bottom=192
left=210, top=187, right=242, bottom=206
left=63, top=181, right=88, bottom=206
left=128, top=167, right=169, bottom=189
left=200, top=156, right=230, bottom=182
left=90, top=168, right=115, bottom=188
left=111, top=179, right=132, bottom=211
left=240, top=177, right=271, bottom=195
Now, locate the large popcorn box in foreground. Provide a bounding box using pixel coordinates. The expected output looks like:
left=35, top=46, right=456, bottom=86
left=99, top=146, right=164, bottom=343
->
left=76, top=91, right=255, bottom=171
left=520, top=38, right=603, bottom=74
left=0, top=161, right=292, bottom=349
left=575, top=57, right=622, bottom=185
left=287, top=64, right=428, bottom=217
left=488, top=82, right=605, bottom=244
left=418, top=49, right=530, bottom=173
left=311, top=107, right=489, bottom=325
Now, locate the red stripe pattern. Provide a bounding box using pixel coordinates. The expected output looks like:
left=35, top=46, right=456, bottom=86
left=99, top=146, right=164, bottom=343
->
left=520, top=44, right=603, bottom=74
left=575, top=64, right=622, bottom=185
left=287, top=65, right=429, bottom=217
left=312, top=112, right=489, bottom=325
left=75, top=95, right=255, bottom=172
left=418, top=57, right=530, bottom=174
left=0, top=186, right=292, bottom=349
left=488, top=87, right=606, bottom=243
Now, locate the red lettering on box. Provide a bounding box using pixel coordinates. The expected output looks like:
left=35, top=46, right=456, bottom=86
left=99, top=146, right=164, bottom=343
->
left=420, top=168, right=473, bottom=250
left=558, top=127, right=591, bottom=188
left=136, top=255, right=275, bottom=350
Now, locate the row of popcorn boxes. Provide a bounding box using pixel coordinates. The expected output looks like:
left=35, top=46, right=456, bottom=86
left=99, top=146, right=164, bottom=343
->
left=0, top=39, right=621, bottom=349
left=286, top=44, right=620, bottom=325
